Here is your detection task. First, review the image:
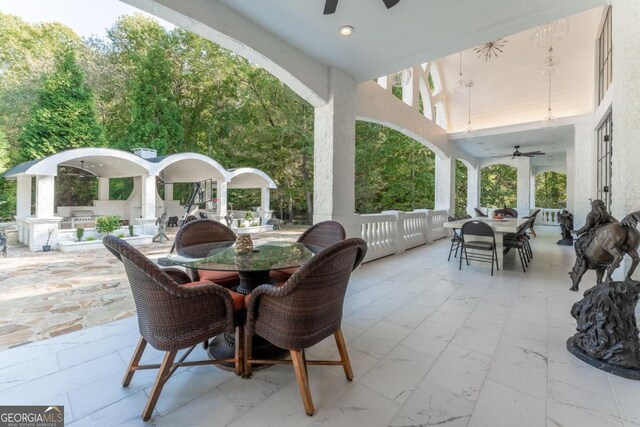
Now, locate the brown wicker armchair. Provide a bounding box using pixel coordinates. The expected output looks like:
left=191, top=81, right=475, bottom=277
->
left=174, top=219, right=240, bottom=287
left=103, top=235, right=245, bottom=421
left=245, top=237, right=367, bottom=416
left=494, top=208, right=518, bottom=218
left=270, top=220, right=346, bottom=282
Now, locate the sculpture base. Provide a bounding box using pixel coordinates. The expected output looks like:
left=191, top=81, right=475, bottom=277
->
left=567, top=337, right=640, bottom=380
left=557, top=238, right=574, bottom=246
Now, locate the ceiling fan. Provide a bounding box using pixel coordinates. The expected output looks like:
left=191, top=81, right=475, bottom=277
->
left=492, top=145, right=545, bottom=159
left=323, top=0, right=400, bottom=14
left=63, top=160, right=93, bottom=178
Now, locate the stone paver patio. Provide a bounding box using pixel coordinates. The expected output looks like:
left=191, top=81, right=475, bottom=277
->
left=0, top=227, right=305, bottom=350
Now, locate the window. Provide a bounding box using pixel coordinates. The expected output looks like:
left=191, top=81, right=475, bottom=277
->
left=596, top=111, right=613, bottom=211
left=598, top=7, right=612, bottom=104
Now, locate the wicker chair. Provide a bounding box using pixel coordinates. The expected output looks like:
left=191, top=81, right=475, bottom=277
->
left=174, top=219, right=240, bottom=287
left=245, top=238, right=367, bottom=416
left=103, top=236, right=245, bottom=421
left=493, top=208, right=518, bottom=218
left=270, top=220, right=346, bottom=282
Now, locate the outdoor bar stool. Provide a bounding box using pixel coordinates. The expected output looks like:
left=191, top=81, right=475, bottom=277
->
left=103, top=236, right=245, bottom=421
left=269, top=220, right=346, bottom=282
left=459, top=220, right=499, bottom=276
left=447, top=216, right=463, bottom=261
left=244, top=238, right=367, bottom=416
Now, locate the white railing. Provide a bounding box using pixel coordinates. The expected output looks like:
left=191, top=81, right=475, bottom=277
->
left=536, top=208, right=562, bottom=225
left=356, top=209, right=449, bottom=262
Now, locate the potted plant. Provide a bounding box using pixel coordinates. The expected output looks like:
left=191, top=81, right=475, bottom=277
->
left=42, top=228, right=54, bottom=252
left=76, top=227, right=84, bottom=242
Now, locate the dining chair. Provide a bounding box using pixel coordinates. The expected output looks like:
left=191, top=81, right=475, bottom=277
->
left=244, top=238, right=367, bottom=416
left=474, top=208, right=488, bottom=218
left=523, top=209, right=541, bottom=237
left=103, top=235, right=245, bottom=421
left=459, top=220, right=499, bottom=275
left=447, top=216, right=463, bottom=261
left=493, top=208, right=518, bottom=218
left=503, top=222, right=530, bottom=272
left=270, top=220, right=346, bottom=282
left=174, top=219, right=240, bottom=287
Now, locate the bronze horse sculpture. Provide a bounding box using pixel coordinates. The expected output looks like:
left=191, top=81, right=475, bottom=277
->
left=569, top=210, right=640, bottom=292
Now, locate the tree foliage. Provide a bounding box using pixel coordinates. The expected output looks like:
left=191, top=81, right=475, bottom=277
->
left=455, top=160, right=468, bottom=217
left=480, top=164, right=517, bottom=208
left=17, top=48, right=105, bottom=162
left=535, top=171, right=566, bottom=208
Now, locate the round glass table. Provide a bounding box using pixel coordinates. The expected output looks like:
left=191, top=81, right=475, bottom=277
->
left=165, top=240, right=319, bottom=369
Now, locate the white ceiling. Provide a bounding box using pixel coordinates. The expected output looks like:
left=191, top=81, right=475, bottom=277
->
left=454, top=124, right=574, bottom=166
left=218, top=0, right=606, bottom=82
left=441, top=7, right=604, bottom=132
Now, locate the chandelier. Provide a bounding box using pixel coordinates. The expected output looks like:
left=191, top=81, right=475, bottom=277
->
left=464, top=80, right=474, bottom=135
left=530, top=18, right=569, bottom=49
left=541, top=50, right=557, bottom=128
left=392, top=68, right=413, bottom=88
left=475, top=38, right=508, bottom=61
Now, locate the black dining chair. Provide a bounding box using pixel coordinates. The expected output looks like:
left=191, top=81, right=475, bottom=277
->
left=503, top=222, right=530, bottom=273
left=447, top=216, right=463, bottom=261
left=459, top=220, right=499, bottom=276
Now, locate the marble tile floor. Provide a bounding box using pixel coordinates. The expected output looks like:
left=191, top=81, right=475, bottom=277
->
left=1, top=226, right=639, bottom=426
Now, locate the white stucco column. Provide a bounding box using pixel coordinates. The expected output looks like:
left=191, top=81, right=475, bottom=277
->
left=611, top=0, right=640, bottom=278
left=572, top=123, right=595, bottom=228
left=466, top=165, right=480, bottom=216
left=138, top=175, right=157, bottom=235
left=313, top=67, right=358, bottom=236
left=35, top=175, right=55, bottom=219
left=516, top=157, right=531, bottom=217
left=530, top=170, right=536, bottom=210
left=565, top=147, right=575, bottom=215
left=261, top=187, right=270, bottom=211
left=164, top=183, right=173, bottom=201
left=16, top=175, right=32, bottom=218
left=216, top=181, right=228, bottom=218
left=205, top=179, right=214, bottom=210
left=435, top=153, right=456, bottom=215
left=98, top=177, right=109, bottom=200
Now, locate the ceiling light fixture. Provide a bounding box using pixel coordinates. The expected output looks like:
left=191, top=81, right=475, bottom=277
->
left=338, top=25, right=354, bottom=36
left=453, top=52, right=468, bottom=95
left=474, top=38, right=508, bottom=61
left=392, top=68, right=413, bottom=88
left=531, top=18, right=569, bottom=49
left=541, top=47, right=557, bottom=128
left=464, top=80, right=474, bottom=136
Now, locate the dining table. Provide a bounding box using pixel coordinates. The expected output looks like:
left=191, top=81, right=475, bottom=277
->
left=443, top=217, right=529, bottom=269
left=165, top=239, right=320, bottom=369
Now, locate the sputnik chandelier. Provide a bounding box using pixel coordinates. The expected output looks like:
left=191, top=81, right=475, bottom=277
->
left=474, top=38, right=508, bottom=61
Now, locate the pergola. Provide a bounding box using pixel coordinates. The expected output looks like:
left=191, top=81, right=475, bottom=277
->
left=2, top=147, right=276, bottom=251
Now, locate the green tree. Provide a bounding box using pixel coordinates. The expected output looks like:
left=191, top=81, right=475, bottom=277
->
left=480, top=164, right=517, bottom=208
left=455, top=160, right=468, bottom=217
left=17, top=48, right=105, bottom=162
left=535, top=171, right=566, bottom=208
left=125, top=42, right=183, bottom=154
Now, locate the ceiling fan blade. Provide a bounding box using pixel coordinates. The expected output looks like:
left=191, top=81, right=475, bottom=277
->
left=490, top=155, right=510, bottom=158
left=382, top=0, right=400, bottom=8
left=323, top=0, right=338, bottom=14
left=521, top=151, right=545, bottom=156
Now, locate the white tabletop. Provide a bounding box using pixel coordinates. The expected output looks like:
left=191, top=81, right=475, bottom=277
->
left=443, top=217, right=528, bottom=233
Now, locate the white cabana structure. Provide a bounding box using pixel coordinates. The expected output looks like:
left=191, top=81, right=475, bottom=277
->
left=2, top=147, right=276, bottom=251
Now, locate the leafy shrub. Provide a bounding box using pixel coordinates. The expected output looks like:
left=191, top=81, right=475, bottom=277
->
left=76, top=227, right=84, bottom=242
left=128, top=224, right=134, bottom=237
left=96, top=215, right=121, bottom=235
left=244, top=211, right=254, bottom=220
left=116, top=233, right=125, bottom=238
left=85, top=236, right=96, bottom=241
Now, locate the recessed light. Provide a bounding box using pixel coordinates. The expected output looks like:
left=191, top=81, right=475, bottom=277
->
left=338, top=25, right=354, bottom=36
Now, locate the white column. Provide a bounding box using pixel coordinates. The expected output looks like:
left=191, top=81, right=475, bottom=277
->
left=516, top=157, right=531, bottom=217
left=205, top=180, right=214, bottom=210
left=164, top=183, right=173, bottom=201
left=140, top=174, right=156, bottom=219
left=572, top=123, right=596, bottom=228
left=261, top=187, right=270, bottom=211
left=98, top=177, right=109, bottom=200
left=566, top=147, right=575, bottom=214
left=16, top=175, right=32, bottom=218
left=313, top=67, right=358, bottom=236
left=35, top=175, right=55, bottom=218
left=216, top=181, right=228, bottom=218
left=529, top=169, right=536, bottom=210
left=466, top=164, right=480, bottom=216
left=435, top=153, right=455, bottom=215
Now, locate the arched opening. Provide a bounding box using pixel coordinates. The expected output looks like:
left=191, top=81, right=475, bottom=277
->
left=55, top=166, right=98, bottom=207
left=480, top=164, right=517, bottom=208
left=534, top=171, right=567, bottom=208
left=455, top=160, right=468, bottom=217
left=355, top=121, right=435, bottom=213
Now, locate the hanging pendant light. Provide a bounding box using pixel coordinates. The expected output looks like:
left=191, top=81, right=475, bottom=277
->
left=453, top=52, right=467, bottom=95
left=392, top=68, right=413, bottom=88
left=531, top=18, right=569, bottom=49
left=541, top=47, right=558, bottom=128
left=464, top=80, right=474, bottom=136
